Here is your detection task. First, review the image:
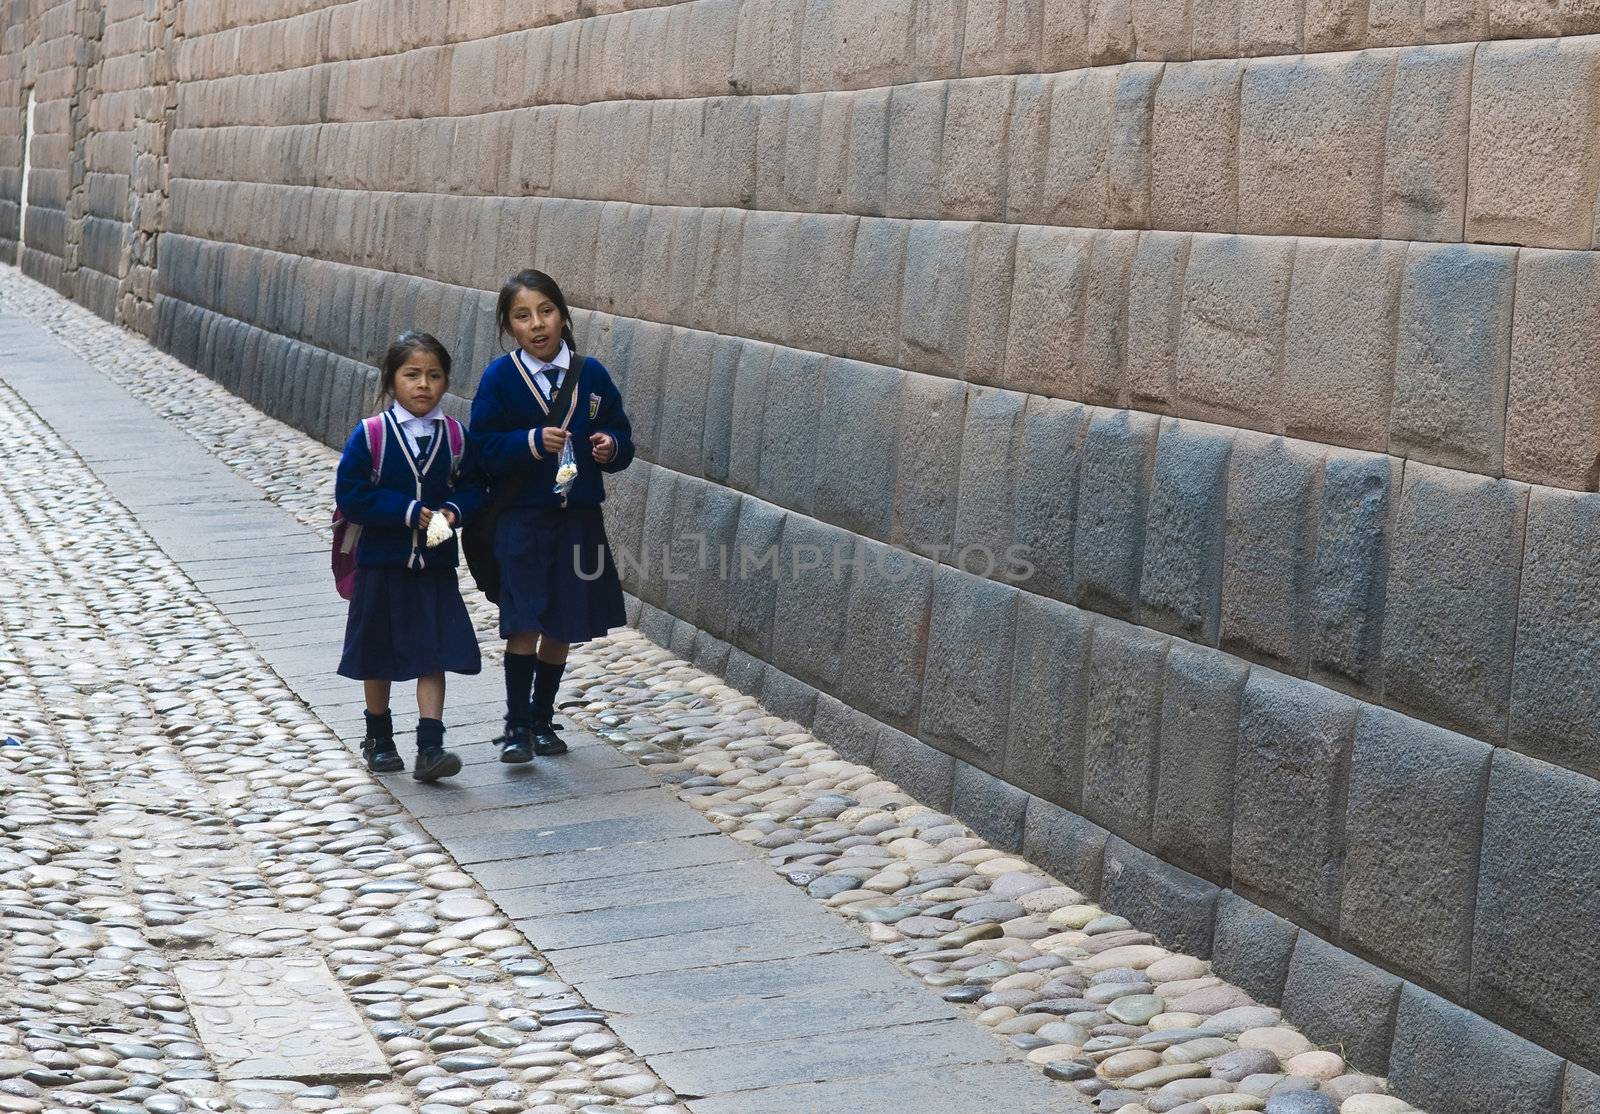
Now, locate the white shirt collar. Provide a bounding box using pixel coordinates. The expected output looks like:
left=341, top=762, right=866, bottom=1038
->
left=520, top=341, right=571, bottom=375
left=389, top=401, right=444, bottom=428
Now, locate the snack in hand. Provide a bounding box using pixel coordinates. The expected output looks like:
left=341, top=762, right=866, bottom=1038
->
left=424, top=512, right=454, bottom=548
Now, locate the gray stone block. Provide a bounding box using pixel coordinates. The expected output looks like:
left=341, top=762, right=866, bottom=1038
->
left=668, top=618, right=697, bottom=663
left=1474, top=749, right=1600, bottom=1068
left=1100, top=837, right=1221, bottom=958
left=844, top=218, right=908, bottom=367
left=1310, top=451, right=1397, bottom=693
left=636, top=465, right=677, bottom=609
left=727, top=340, right=774, bottom=495
left=1073, top=408, right=1159, bottom=619
left=951, top=760, right=1028, bottom=854
left=656, top=327, right=713, bottom=477
left=600, top=458, right=649, bottom=597
left=1004, top=593, right=1092, bottom=811
left=1232, top=670, right=1357, bottom=934
left=813, top=358, right=899, bottom=541
left=691, top=632, right=732, bottom=678
left=952, top=386, right=1026, bottom=573
left=683, top=482, right=742, bottom=645
left=1082, top=619, right=1169, bottom=845
left=1220, top=433, right=1321, bottom=673
left=1566, top=1065, right=1600, bottom=1114
left=1023, top=796, right=1108, bottom=898
left=1389, top=983, right=1564, bottom=1114
left=1341, top=707, right=1491, bottom=999
left=919, top=567, right=1019, bottom=774
left=1509, top=490, right=1600, bottom=777
left=891, top=372, right=966, bottom=560
left=759, top=663, right=818, bottom=728
left=726, top=496, right=785, bottom=660
left=1010, top=396, right=1089, bottom=603
left=1177, top=234, right=1294, bottom=428
left=700, top=336, right=742, bottom=486
left=723, top=646, right=765, bottom=695
left=1212, top=891, right=1298, bottom=1006
left=885, top=81, right=947, bottom=218
left=1281, top=931, right=1402, bottom=1074
left=757, top=347, right=826, bottom=514
left=1140, top=417, right=1232, bottom=642
left=900, top=220, right=1015, bottom=380
left=1152, top=643, right=1247, bottom=884
left=812, top=693, right=880, bottom=765
left=663, top=476, right=713, bottom=628
left=838, top=540, right=936, bottom=735
left=1391, top=243, right=1515, bottom=474
left=624, top=593, right=642, bottom=628
left=1382, top=464, right=1526, bottom=740
left=876, top=725, right=957, bottom=812
left=769, top=514, right=853, bottom=693
left=637, top=601, right=674, bottom=648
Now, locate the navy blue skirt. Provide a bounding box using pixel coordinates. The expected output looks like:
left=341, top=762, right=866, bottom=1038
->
left=338, top=567, right=482, bottom=681
left=496, top=505, right=627, bottom=644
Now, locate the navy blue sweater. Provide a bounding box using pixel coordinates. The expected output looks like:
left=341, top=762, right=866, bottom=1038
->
left=468, top=353, right=635, bottom=509
left=334, top=415, right=487, bottom=571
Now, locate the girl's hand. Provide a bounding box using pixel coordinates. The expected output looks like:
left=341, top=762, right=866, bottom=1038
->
left=416, top=506, right=433, bottom=530
left=440, top=508, right=458, bottom=527
left=541, top=426, right=569, bottom=454
left=590, top=431, right=616, bottom=464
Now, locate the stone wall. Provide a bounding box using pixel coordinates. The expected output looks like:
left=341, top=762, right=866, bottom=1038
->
left=3, top=4, right=1600, bottom=1111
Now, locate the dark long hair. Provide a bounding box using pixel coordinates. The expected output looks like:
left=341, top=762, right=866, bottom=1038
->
left=497, top=269, right=576, bottom=357
left=377, top=331, right=452, bottom=409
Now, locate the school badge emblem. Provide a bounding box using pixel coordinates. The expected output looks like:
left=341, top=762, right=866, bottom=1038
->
left=588, top=392, right=600, bottom=418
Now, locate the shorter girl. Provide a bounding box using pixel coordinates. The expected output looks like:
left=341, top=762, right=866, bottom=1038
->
left=336, top=332, right=484, bottom=781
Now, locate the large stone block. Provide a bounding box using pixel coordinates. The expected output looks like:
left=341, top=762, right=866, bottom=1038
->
left=735, top=210, right=794, bottom=343
left=1023, top=795, right=1109, bottom=898
left=961, top=0, right=1043, bottom=73
left=813, top=693, right=880, bottom=765
left=1232, top=670, right=1357, bottom=933
left=876, top=724, right=956, bottom=812
left=656, top=327, right=712, bottom=478
left=1041, top=68, right=1115, bottom=228
left=635, top=465, right=677, bottom=609
left=1238, top=0, right=1302, bottom=52
left=1005, top=594, right=1091, bottom=810
left=685, top=482, right=744, bottom=645
left=844, top=217, right=908, bottom=368
left=1151, top=59, right=1244, bottom=232
left=1004, top=224, right=1092, bottom=398
left=619, top=319, right=670, bottom=463
left=602, top=456, right=650, bottom=597
left=1383, top=44, right=1472, bottom=241
left=1391, top=243, right=1514, bottom=473
left=663, top=476, right=709, bottom=626
left=919, top=568, right=1019, bottom=773
left=1106, top=62, right=1161, bottom=227
left=952, top=385, right=1026, bottom=569
left=1282, top=236, right=1404, bottom=452
left=1101, top=837, right=1221, bottom=958
left=1042, top=0, right=1133, bottom=69
left=1176, top=234, right=1293, bottom=429
left=1220, top=433, right=1323, bottom=674
left=838, top=540, right=936, bottom=734
left=769, top=514, right=853, bottom=693
left=1506, top=249, right=1600, bottom=489
left=1081, top=619, right=1168, bottom=845
left=900, top=219, right=1015, bottom=381
left=813, top=358, right=899, bottom=541
left=951, top=760, right=1029, bottom=853
left=1509, top=490, right=1600, bottom=776
left=884, top=80, right=947, bottom=218
left=756, top=347, right=826, bottom=514
left=891, top=372, right=966, bottom=559
left=1304, top=0, right=1370, bottom=49
left=938, top=75, right=1011, bottom=222
left=1566, top=1065, right=1600, bottom=1114
left=845, top=87, right=890, bottom=216
left=1474, top=750, right=1600, bottom=1067
left=1152, top=643, right=1247, bottom=884
left=1389, top=984, right=1565, bottom=1114
left=1211, top=891, right=1298, bottom=1006
left=1281, top=931, right=1402, bottom=1074
left=760, top=663, right=819, bottom=728
left=1139, top=418, right=1231, bottom=643
left=1341, top=707, right=1491, bottom=998
left=726, top=340, right=774, bottom=495
left=725, top=496, right=786, bottom=659
left=1125, top=231, right=1190, bottom=409
left=1077, top=231, right=1138, bottom=404
left=1005, top=73, right=1054, bottom=223
left=1238, top=52, right=1391, bottom=238
left=1011, top=396, right=1089, bottom=603
left=1072, top=408, right=1158, bottom=619
left=1468, top=37, right=1600, bottom=249
left=1367, top=0, right=1425, bottom=44
left=700, top=335, right=742, bottom=486
left=1382, top=464, right=1526, bottom=740
left=1309, top=450, right=1398, bottom=693
left=785, top=212, right=858, bottom=356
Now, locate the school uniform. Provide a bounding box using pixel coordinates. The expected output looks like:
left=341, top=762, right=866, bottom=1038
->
left=468, top=343, right=634, bottom=645
left=335, top=404, right=486, bottom=682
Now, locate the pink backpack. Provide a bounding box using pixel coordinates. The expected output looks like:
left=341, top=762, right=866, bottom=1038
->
left=332, top=414, right=466, bottom=599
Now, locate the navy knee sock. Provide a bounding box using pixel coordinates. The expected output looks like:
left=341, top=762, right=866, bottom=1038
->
left=505, top=652, right=537, bottom=727
left=532, top=659, right=566, bottom=724
left=417, top=717, right=445, bottom=752
left=364, top=709, right=393, bottom=743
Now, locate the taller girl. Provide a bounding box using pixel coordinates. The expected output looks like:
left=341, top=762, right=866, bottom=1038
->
left=469, top=270, right=635, bottom=764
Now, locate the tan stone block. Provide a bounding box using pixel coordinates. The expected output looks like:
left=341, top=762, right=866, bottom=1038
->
left=1282, top=237, right=1404, bottom=452
left=640, top=101, right=675, bottom=207
left=704, top=96, right=759, bottom=209
left=634, top=206, right=679, bottom=322
left=1487, top=0, right=1562, bottom=35
left=1238, top=0, right=1301, bottom=53
left=1566, top=0, right=1600, bottom=34
left=846, top=86, right=891, bottom=215
left=1238, top=52, right=1392, bottom=239
left=789, top=214, right=860, bottom=356
left=1042, top=67, right=1114, bottom=227
left=1424, top=0, right=1490, bottom=38
left=1043, top=0, right=1133, bottom=69
left=1505, top=249, right=1600, bottom=489
left=685, top=0, right=740, bottom=98
left=915, top=0, right=970, bottom=80
left=1080, top=230, right=1139, bottom=405
left=1004, top=224, right=1092, bottom=398
left=1107, top=62, right=1162, bottom=228
left=814, top=91, right=854, bottom=213
left=961, top=0, right=1042, bottom=76
left=837, top=0, right=916, bottom=86
left=939, top=75, right=1013, bottom=222
left=1151, top=59, right=1240, bottom=233
left=663, top=207, right=704, bottom=327
left=885, top=80, right=947, bottom=219
left=1468, top=37, right=1600, bottom=250
left=845, top=217, right=909, bottom=366
left=1367, top=0, right=1425, bottom=44
left=1005, top=73, right=1053, bottom=224
left=1304, top=0, right=1368, bottom=48
left=1176, top=234, right=1293, bottom=430
left=1132, top=0, right=1192, bottom=59
left=732, top=0, right=801, bottom=94
left=752, top=97, right=790, bottom=210
left=735, top=210, right=795, bottom=343
left=1382, top=44, right=1472, bottom=243
left=797, top=0, right=841, bottom=91
left=901, top=220, right=1017, bottom=381
left=781, top=91, right=823, bottom=211
left=1126, top=231, right=1191, bottom=409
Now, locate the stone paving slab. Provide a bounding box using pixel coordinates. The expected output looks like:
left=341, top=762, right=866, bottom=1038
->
left=685, top=1061, right=1070, bottom=1114
left=464, top=834, right=754, bottom=891
left=515, top=889, right=810, bottom=951
left=494, top=858, right=782, bottom=918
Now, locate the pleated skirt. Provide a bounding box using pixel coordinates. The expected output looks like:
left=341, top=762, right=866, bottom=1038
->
left=495, top=505, right=627, bottom=644
left=337, top=566, right=482, bottom=681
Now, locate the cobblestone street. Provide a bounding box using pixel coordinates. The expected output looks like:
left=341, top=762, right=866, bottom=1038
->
left=0, top=269, right=1425, bottom=1114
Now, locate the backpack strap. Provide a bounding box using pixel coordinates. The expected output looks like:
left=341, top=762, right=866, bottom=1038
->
left=362, top=415, right=387, bottom=483
left=443, top=416, right=466, bottom=481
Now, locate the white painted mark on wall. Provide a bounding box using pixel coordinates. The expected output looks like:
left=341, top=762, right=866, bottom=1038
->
left=19, top=87, right=35, bottom=249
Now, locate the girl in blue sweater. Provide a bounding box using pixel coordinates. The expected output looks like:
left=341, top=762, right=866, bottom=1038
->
left=336, top=332, right=485, bottom=781
left=469, top=271, right=634, bottom=763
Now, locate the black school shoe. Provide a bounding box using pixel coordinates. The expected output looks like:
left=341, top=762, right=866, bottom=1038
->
left=531, top=718, right=568, bottom=756
left=362, top=735, right=405, bottom=774
left=413, top=718, right=461, bottom=782
left=499, top=724, right=535, bottom=765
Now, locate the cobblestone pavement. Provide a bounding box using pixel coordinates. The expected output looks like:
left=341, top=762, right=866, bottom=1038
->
left=0, top=267, right=1424, bottom=1114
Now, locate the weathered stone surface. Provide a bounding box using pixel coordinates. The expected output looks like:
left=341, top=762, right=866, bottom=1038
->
left=757, top=347, right=827, bottom=514
left=1100, top=837, right=1220, bottom=959
left=1151, top=644, right=1246, bottom=883
left=1010, top=396, right=1089, bottom=604
left=1139, top=417, right=1231, bottom=642
left=1506, top=249, right=1600, bottom=490
left=838, top=540, right=936, bottom=734
left=1211, top=891, right=1298, bottom=1006
left=952, top=760, right=1030, bottom=854
left=920, top=568, right=1019, bottom=773
left=1383, top=44, right=1473, bottom=241
left=876, top=724, right=957, bottom=812
left=726, top=496, right=786, bottom=659
left=1023, top=796, right=1109, bottom=899
left=1004, top=593, right=1091, bottom=810
left=1072, top=408, right=1158, bottom=618
left=1309, top=451, right=1397, bottom=693
left=1005, top=224, right=1091, bottom=397
left=1281, top=932, right=1401, bottom=1074
left=1389, top=984, right=1564, bottom=1114
left=813, top=357, right=900, bottom=541
left=769, top=515, right=853, bottom=692
left=953, top=385, right=1026, bottom=565
left=1150, top=60, right=1243, bottom=232
left=1081, top=619, right=1168, bottom=846
left=1176, top=234, right=1292, bottom=429
left=892, top=372, right=966, bottom=559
